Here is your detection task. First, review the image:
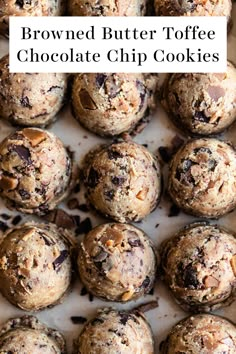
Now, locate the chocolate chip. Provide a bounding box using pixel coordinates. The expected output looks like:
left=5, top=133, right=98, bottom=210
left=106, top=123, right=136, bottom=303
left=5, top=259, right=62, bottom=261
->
left=208, top=159, right=217, bottom=171
left=53, top=250, right=68, bottom=272
left=89, top=293, right=94, bottom=302
left=104, top=190, right=115, bottom=201
left=107, top=149, right=123, bottom=160
left=11, top=215, right=22, bottom=226
left=158, top=146, right=172, bottom=163
left=96, top=74, right=107, bottom=87
left=80, top=286, right=88, bottom=296
left=47, top=85, right=61, bottom=92
left=182, top=159, right=195, bottom=173
left=78, top=204, right=90, bottom=212
left=12, top=145, right=31, bottom=163
left=183, top=264, right=200, bottom=289
left=73, top=183, right=81, bottom=193
left=20, top=96, right=32, bottom=109
left=155, top=223, right=159, bottom=228
left=1, top=213, right=11, bottom=220
left=193, top=147, right=212, bottom=155
left=194, top=111, right=210, bottom=123
left=76, top=217, right=92, bottom=235
left=111, top=176, right=125, bottom=186
left=71, top=316, right=87, bottom=324
left=18, top=189, right=30, bottom=200
left=87, top=168, right=99, bottom=188
left=148, top=287, right=154, bottom=295
left=119, top=312, right=130, bottom=326
left=15, top=0, right=24, bottom=8
left=128, top=238, right=141, bottom=247
left=0, top=221, right=8, bottom=232
left=91, top=318, right=104, bottom=326
left=134, top=300, right=158, bottom=314
left=141, top=276, right=150, bottom=288
left=168, top=204, right=180, bottom=217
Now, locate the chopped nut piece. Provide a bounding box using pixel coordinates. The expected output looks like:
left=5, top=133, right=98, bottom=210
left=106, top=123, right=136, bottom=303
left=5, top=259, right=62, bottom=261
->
left=121, top=289, right=135, bottom=301
left=22, top=228, right=35, bottom=241
left=136, top=188, right=148, bottom=200
left=22, top=128, right=47, bottom=147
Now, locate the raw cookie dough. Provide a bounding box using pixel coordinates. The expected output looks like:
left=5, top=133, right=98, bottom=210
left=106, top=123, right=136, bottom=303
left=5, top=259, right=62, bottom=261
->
left=68, top=0, right=147, bottom=16
left=83, top=141, right=162, bottom=222
left=72, top=73, right=158, bottom=137
left=168, top=138, right=236, bottom=218
left=75, top=308, right=154, bottom=354
left=0, top=0, right=65, bottom=37
left=154, top=0, right=232, bottom=21
left=0, top=315, right=66, bottom=353
left=160, top=314, right=236, bottom=354
left=0, top=55, right=68, bottom=127
left=0, top=128, right=73, bottom=215
left=160, top=223, right=236, bottom=312
left=162, top=62, right=236, bottom=135
left=0, top=222, right=74, bottom=311
left=78, top=223, right=157, bottom=302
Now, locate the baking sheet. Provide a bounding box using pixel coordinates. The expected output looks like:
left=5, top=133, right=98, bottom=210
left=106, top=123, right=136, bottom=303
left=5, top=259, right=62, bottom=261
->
left=0, top=7, right=236, bottom=353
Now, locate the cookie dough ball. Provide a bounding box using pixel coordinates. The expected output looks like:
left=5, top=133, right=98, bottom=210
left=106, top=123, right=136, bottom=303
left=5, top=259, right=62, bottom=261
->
left=0, top=316, right=66, bottom=353
left=154, top=0, right=232, bottom=21
left=0, top=128, right=73, bottom=215
left=162, top=62, right=236, bottom=135
left=0, top=0, right=65, bottom=37
left=83, top=141, right=161, bottom=222
left=0, top=55, right=67, bottom=127
left=78, top=223, right=157, bottom=302
left=168, top=138, right=236, bottom=218
left=68, top=0, right=147, bottom=16
left=72, top=73, right=157, bottom=137
left=0, top=222, right=74, bottom=311
left=75, top=309, right=154, bottom=353
left=161, top=223, right=236, bottom=312
left=160, top=314, right=236, bottom=354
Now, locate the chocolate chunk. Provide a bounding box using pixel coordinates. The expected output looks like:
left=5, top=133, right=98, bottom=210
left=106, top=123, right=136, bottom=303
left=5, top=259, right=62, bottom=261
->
left=148, top=287, right=154, bottom=295
left=80, top=286, right=88, bottom=296
left=136, top=80, right=146, bottom=110
left=111, top=176, right=125, bottom=186
left=208, top=159, right=217, bottom=171
left=71, top=316, right=87, bottom=325
left=11, top=215, right=22, bottom=226
left=96, top=74, right=107, bottom=87
left=171, top=135, right=184, bottom=151
left=158, top=146, right=172, bottom=163
left=182, top=159, right=195, bottom=173
left=119, top=312, right=130, bottom=326
left=12, top=145, right=31, bottom=163
left=89, top=293, right=94, bottom=302
left=207, top=86, right=225, bottom=102
left=15, top=0, right=31, bottom=8
left=94, top=251, right=108, bottom=262
left=107, top=149, right=123, bottom=160
left=0, top=221, right=8, bottom=232
left=168, top=204, right=180, bottom=217
left=47, top=85, right=61, bottom=92
left=87, top=168, right=99, bottom=188
left=134, top=300, right=158, bottom=314
left=45, top=209, right=75, bottom=229
left=73, top=215, right=81, bottom=227
left=53, top=250, right=68, bottom=272
left=73, top=183, right=81, bottom=193
left=183, top=264, right=200, bottom=289
left=40, top=234, right=54, bottom=246
left=76, top=217, right=92, bottom=235
left=193, top=147, right=212, bottom=155
left=128, top=238, right=142, bottom=247
left=20, top=96, right=32, bottom=109
left=194, top=111, right=210, bottom=123
left=78, top=204, right=90, bottom=212
left=91, top=318, right=104, bottom=326
left=141, top=276, right=150, bottom=288
left=18, top=189, right=30, bottom=200
left=79, top=89, right=97, bottom=110
left=0, top=213, right=11, bottom=220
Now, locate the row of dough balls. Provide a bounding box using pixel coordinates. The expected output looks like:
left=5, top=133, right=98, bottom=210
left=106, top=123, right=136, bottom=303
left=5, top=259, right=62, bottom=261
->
left=0, top=220, right=235, bottom=315
left=0, top=127, right=236, bottom=220
left=0, top=0, right=233, bottom=24
left=0, top=312, right=235, bottom=353
left=0, top=55, right=236, bottom=136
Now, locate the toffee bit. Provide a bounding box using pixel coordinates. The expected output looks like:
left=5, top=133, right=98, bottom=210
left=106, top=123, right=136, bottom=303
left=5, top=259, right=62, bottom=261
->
left=11, top=215, right=22, bottom=226
left=76, top=218, right=92, bottom=236
left=71, top=316, right=87, bottom=325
